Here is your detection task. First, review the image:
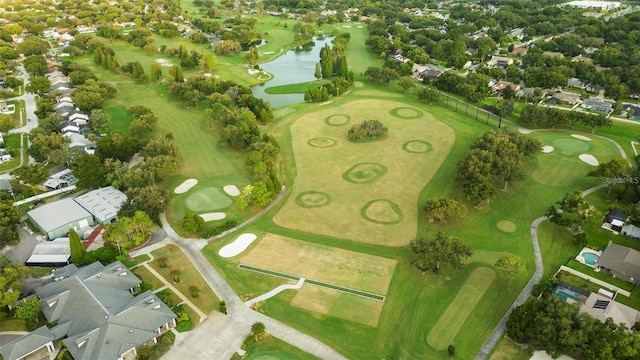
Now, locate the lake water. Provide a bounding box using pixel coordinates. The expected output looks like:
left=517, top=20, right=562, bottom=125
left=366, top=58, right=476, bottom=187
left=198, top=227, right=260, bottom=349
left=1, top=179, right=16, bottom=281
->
left=252, top=36, right=334, bottom=108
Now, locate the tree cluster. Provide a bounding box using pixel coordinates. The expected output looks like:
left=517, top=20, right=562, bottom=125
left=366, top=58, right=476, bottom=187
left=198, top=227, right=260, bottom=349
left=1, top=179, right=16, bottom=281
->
left=410, top=231, right=473, bottom=273
left=546, top=191, right=595, bottom=233
left=507, top=296, right=640, bottom=360
left=0, top=192, right=20, bottom=246
left=347, top=120, right=388, bottom=142
left=423, top=198, right=467, bottom=224
left=363, top=66, right=400, bottom=85
left=519, top=105, right=612, bottom=134
left=457, top=128, right=540, bottom=206
left=102, top=210, right=154, bottom=253
left=433, top=71, right=490, bottom=103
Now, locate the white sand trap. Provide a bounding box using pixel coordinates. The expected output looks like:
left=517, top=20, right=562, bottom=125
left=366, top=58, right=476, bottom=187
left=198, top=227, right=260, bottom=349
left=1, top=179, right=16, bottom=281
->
left=263, top=51, right=275, bottom=55
left=174, top=179, right=198, bottom=194
left=541, top=146, right=554, bottom=153
left=572, top=134, right=592, bottom=141
left=199, top=212, right=226, bottom=222
left=219, top=233, right=257, bottom=258
left=579, top=154, right=599, bottom=166
left=342, top=25, right=352, bottom=28
left=223, top=185, right=240, bottom=197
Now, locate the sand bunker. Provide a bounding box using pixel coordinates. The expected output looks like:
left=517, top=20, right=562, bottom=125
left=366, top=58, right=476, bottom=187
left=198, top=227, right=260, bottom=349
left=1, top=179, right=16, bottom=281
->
left=541, top=146, right=554, bottom=153
left=199, top=212, right=226, bottom=222
left=219, top=233, right=257, bottom=258
left=572, top=134, right=592, bottom=141
left=223, top=185, right=240, bottom=197
left=579, top=154, right=599, bottom=166
left=174, top=179, right=198, bottom=194
left=154, top=58, right=173, bottom=67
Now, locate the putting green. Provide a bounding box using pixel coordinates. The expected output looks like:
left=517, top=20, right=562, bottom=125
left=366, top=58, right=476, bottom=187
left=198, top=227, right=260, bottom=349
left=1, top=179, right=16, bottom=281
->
left=402, top=140, right=433, bottom=153
left=361, top=199, right=404, bottom=224
left=497, top=220, right=516, bottom=233
left=390, top=107, right=424, bottom=119
left=185, top=187, right=233, bottom=212
left=274, top=99, right=455, bottom=245
left=325, top=114, right=351, bottom=126
left=295, top=191, right=333, bottom=208
left=343, top=163, right=387, bottom=184
left=552, top=138, right=591, bottom=156
left=531, top=151, right=588, bottom=186
left=308, top=138, right=337, bottom=148
left=427, top=267, right=496, bottom=350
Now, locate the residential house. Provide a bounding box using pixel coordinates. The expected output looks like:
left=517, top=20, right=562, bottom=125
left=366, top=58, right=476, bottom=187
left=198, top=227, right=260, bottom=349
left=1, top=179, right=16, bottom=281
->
left=488, top=56, right=513, bottom=68
left=43, top=168, right=77, bottom=191
left=508, top=47, right=527, bottom=57
left=68, top=112, right=89, bottom=126
left=65, top=133, right=95, bottom=155
left=581, top=97, right=613, bottom=114
left=621, top=224, right=640, bottom=240
left=1, top=261, right=176, bottom=360
left=549, top=91, right=581, bottom=105
left=624, top=104, right=640, bottom=121
left=596, top=242, right=640, bottom=284
left=568, top=77, right=586, bottom=89
left=47, top=71, right=65, bottom=78
left=61, top=120, right=80, bottom=135
left=491, top=81, right=520, bottom=95
left=581, top=293, right=640, bottom=328
left=542, top=51, right=565, bottom=58
left=572, top=55, right=593, bottom=63
left=0, top=326, right=56, bottom=360
left=565, top=1, right=621, bottom=12
left=412, top=64, right=445, bottom=80
left=55, top=101, right=76, bottom=116
left=508, top=28, right=525, bottom=41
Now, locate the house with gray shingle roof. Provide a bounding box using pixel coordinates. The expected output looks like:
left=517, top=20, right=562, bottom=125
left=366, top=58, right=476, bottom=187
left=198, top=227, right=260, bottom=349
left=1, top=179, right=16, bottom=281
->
left=2, top=261, right=177, bottom=360
left=596, top=242, right=640, bottom=284
left=0, top=325, right=56, bottom=360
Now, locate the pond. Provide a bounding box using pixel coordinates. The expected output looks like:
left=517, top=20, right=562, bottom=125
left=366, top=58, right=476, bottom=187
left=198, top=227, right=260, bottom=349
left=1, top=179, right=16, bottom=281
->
left=252, top=36, right=334, bottom=108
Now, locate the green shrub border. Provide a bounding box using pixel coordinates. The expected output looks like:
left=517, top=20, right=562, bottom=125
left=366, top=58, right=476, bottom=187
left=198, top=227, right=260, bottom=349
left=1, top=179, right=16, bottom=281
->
left=361, top=199, right=404, bottom=225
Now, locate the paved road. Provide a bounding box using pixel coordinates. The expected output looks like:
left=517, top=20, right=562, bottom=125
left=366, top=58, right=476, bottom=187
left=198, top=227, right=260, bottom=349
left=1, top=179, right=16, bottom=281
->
left=155, top=214, right=348, bottom=360
left=474, top=183, right=607, bottom=359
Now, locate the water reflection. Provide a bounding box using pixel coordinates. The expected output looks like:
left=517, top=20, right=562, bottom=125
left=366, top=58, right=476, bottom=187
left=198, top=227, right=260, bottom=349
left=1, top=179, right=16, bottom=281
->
left=252, top=36, right=334, bottom=108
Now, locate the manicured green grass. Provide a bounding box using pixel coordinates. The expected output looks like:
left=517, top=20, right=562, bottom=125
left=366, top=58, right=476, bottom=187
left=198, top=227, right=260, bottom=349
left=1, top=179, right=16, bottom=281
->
left=133, top=265, right=164, bottom=289
left=184, top=187, right=233, bottom=212
left=175, top=304, right=200, bottom=332
left=0, top=133, right=22, bottom=171
left=427, top=266, right=496, bottom=350
left=566, top=259, right=634, bottom=291
left=242, top=336, right=323, bottom=360
left=265, top=80, right=329, bottom=94
left=150, top=246, right=220, bottom=313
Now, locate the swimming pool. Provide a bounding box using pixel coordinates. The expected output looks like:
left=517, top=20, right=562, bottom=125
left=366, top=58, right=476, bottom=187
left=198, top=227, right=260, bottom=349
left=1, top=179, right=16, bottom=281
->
left=582, top=252, right=600, bottom=265
left=556, top=289, right=581, bottom=303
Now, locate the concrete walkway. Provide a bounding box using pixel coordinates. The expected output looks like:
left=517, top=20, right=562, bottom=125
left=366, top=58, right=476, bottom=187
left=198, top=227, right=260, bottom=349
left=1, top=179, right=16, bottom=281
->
left=141, top=263, right=207, bottom=322
left=245, top=278, right=305, bottom=308
left=474, top=183, right=607, bottom=359
left=156, top=213, right=348, bottom=360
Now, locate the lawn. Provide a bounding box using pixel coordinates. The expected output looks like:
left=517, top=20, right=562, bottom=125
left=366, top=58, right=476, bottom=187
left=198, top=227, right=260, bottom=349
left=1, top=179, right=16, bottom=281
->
left=242, top=336, right=322, bottom=360
left=150, top=246, right=220, bottom=313
left=133, top=264, right=164, bottom=289
left=273, top=98, right=455, bottom=246
left=200, top=81, right=637, bottom=359
left=489, top=336, right=533, bottom=360
left=0, top=133, right=22, bottom=172
left=265, top=80, right=330, bottom=94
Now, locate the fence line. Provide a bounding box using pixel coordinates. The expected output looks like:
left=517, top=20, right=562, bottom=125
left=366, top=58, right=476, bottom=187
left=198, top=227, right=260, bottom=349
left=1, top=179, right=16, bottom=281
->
left=558, top=265, right=631, bottom=297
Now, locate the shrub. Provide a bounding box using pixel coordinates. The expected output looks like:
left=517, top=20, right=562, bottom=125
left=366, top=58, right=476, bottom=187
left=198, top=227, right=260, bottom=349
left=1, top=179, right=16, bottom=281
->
left=347, top=120, right=388, bottom=142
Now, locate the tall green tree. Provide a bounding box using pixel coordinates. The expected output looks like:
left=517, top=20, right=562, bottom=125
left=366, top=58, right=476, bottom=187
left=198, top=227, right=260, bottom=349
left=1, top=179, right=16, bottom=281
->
left=14, top=297, right=42, bottom=326
left=495, top=255, right=526, bottom=290
left=12, top=164, right=48, bottom=192
left=68, top=228, right=84, bottom=263
left=424, top=199, right=467, bottom=224
left=587, top=158, right=632, bottom=197
left=409, top=232, right=473, bottom=273
left=0, top=255, right=30, bottom=308
left=72, top=154, right=107, bottom=189
left=546, top=191, right=594, bottom=232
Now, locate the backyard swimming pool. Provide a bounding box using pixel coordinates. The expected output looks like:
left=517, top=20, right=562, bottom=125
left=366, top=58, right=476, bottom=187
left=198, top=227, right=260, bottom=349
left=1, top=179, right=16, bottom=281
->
left=582, top=252, right=600, bottom=266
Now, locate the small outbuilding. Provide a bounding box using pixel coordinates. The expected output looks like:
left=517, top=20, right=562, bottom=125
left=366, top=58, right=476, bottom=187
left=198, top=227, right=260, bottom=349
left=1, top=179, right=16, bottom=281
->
left=27, top=198, right=94, bottom=239
left=602, top=208, right=628, bottom=234
left=25, top=238, right=70, bottom=267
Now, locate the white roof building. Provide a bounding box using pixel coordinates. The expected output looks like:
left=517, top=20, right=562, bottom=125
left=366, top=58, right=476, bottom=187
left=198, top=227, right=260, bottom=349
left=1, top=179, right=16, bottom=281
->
left=74, top=186, right=127, bottom=225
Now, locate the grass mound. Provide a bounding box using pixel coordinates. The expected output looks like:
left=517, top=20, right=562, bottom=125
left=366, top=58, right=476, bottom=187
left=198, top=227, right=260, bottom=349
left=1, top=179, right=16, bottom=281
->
left=185, top=187, right=233, bottom=212
left=295, top=191, right=333, bottom=208
left=308, top=138, right=337, bottom=148
left=402, top=140, right=433, bottom=153
left=390, top=107, right=424, bottom=119
left=324, top=114, right=351, bottom=126
left=343, top=162, right=387, bottom=184
left=361, top=199, right=404, bottom=224
left=497, top=220, right=516, bottom=233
